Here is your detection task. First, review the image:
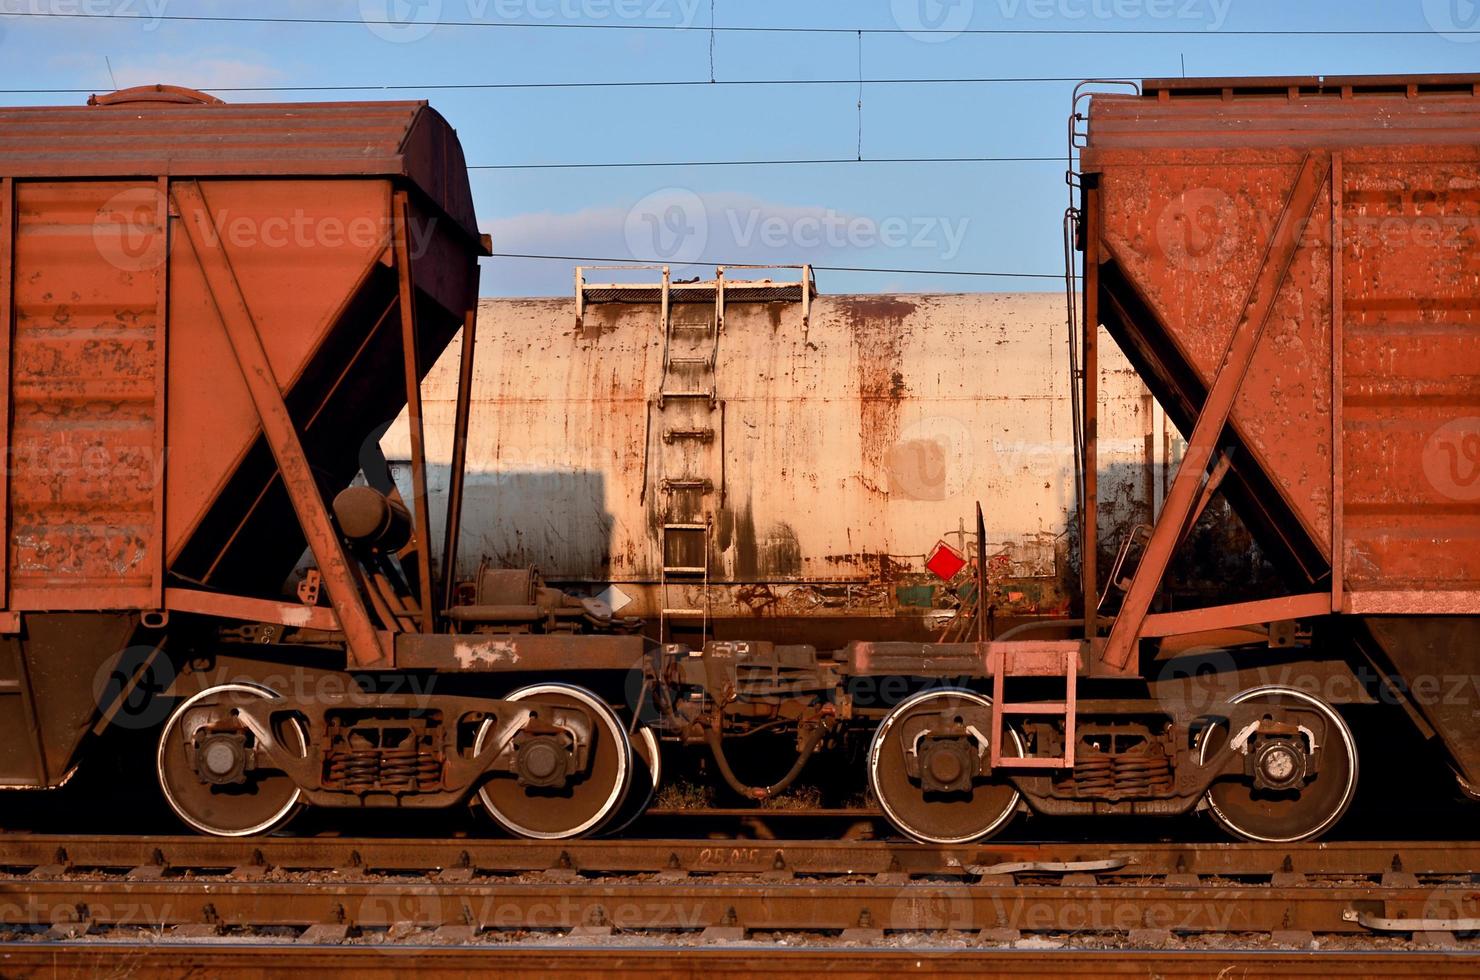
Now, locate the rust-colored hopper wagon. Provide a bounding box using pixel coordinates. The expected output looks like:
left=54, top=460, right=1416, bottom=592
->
left=0, top=86, right=660, bottom=838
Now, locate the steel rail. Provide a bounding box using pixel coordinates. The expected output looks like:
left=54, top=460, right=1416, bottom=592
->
left=0, top=945, right=1475, bottom=978
left=2, top=876, right=1475, bottom=936
left=0, top=835, right=1475, bottom=879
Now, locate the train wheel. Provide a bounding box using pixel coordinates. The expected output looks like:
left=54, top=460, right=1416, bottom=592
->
left=605, top=725, right=662, bottom=836
left=868, top=689, right=1024, bottom=844
left=1198, top=686, right=1358, bottom=843
left=476, top=683, right=633, bottom=839
left=156, top=683, right=308, bottom=837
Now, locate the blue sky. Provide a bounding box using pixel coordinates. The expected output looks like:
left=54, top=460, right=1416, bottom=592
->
left=3, top=0, right=1478, bottom=295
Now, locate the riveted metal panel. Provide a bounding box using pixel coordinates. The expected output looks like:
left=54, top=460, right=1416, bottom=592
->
left=8, top=180, right=165, bottom=610
left=1084, top=75, right=1480, bottom=609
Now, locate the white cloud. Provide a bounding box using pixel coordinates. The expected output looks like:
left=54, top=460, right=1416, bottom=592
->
left=48, top=48, right=286, bottom=91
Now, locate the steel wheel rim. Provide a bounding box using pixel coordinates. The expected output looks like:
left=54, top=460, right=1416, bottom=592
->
left=476, top=683, right=633, bottom=840
left=1198, top=685, right=1359, bottom=843
left=869, top=688, right=1024, bottom=845
left=156, top=682, right=307, bottom=838
left=605, top=725, right=661, bottom=836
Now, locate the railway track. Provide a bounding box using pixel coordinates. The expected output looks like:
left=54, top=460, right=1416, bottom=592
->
left=0, top=836, right=1475, bottom=952
left=0, top=944, right=1477, bottom=979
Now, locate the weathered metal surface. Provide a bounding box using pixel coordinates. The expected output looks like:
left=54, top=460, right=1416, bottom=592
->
left=1083, top=74, right=1480, bottom=610
left=8, top=179, right=167, bottom=610
left=2, top=874, right=1471, bottom=937
left=173, top=179, right=384, bottom=667
left=0, top=90, right=485, bottom=780
left=0, top=86, right=479, bottom=240
left=1102, top=153, right=1331, bottom=668
left=0, top=613, right=135, bottom=786
left=0, top=91, right=479, bottom=619
left=4, top=833, right=1477, bottom=877
left=2, top=948, right=1474, bottom=978
left=394, top=632, right=643, bottom=672
left=387, top=291, right=1230, bottom=634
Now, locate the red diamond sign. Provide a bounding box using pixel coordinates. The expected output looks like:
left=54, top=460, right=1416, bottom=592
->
left=925, top=540, right=967, bottom=581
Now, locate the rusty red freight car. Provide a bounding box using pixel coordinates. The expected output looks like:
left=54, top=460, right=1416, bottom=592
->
left=0, top=77, right=1477, bottom=847
left=0, top=86, right=673, bottom=840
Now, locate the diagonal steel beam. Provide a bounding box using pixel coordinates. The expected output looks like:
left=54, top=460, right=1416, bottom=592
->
left=1101, top=154, right=1330, bottom=670
left=172, top=180, right=388, bottom=668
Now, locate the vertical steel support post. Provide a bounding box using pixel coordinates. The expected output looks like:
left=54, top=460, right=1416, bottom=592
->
left=0, top=178, right=12, bottom=608
left=149, top=176, right=169, bottom=609
left=1330, top=152, right=1345, bottom=613
left=1101, top=154, right=1330, bottom=670
left=439, top=262, right=481, bottom=615
left=171, top=180, right=388, bottom=668
left=392, top=191, right=437, bottom=634
left=1081, top=179, right=1100, bottom=641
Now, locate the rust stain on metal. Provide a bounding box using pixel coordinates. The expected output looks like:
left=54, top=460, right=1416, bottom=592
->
left=842, top=296, right=916, bottom=491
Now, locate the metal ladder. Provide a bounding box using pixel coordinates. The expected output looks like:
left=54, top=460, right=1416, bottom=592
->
left=988, top=642, right=1079, bottom=769
left=655, top=274, right=721, bottom=643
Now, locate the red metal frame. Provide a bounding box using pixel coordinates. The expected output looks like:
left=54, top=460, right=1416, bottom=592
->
left=0, top=177, right=11, bottom=611
left=1081, top=182, right=1100, bottom=642
left=150, top=175, right=169, bottom=610
left=164, top=587, right=341, bottom=633
left=1329, top=152, right=1345, bottom=615
left=987, top=640, right=1078, bottom=768
left=1140, top=594, right=1330, bottom=639
left=1100, top=154, right=1331, bottom=670
left=172, top=180, right=387, bottom=668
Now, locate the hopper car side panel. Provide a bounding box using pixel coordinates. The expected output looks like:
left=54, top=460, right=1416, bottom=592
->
left=1083, top=76, right=1480, bottom=784
left=0, top=90, right=484, bottom=785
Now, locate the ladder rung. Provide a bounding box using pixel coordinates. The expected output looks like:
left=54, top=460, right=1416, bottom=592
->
left=663, top=566, right=707, bottom=576
left=662, top=608, right=706, bottom=617
left=667, top=356, right=711, bottom=366
left=662, top=480, right=713, bottom=492
left=663, top=428, right=714, bottom=443
left=1000, top=702, right=1069, bottom=715
left=660, top=390, right=715, bottom=399
left=664, top=522, right=708, bottom=531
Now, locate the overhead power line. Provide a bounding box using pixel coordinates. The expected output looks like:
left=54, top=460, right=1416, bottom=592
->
left=471, top=156, right=1061, bottom=170
left=489, top=252, right=1070, bottom=279
left=0, top=75, right=1091, bottom=95
left=2, top=10, right=1472, bottom=36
